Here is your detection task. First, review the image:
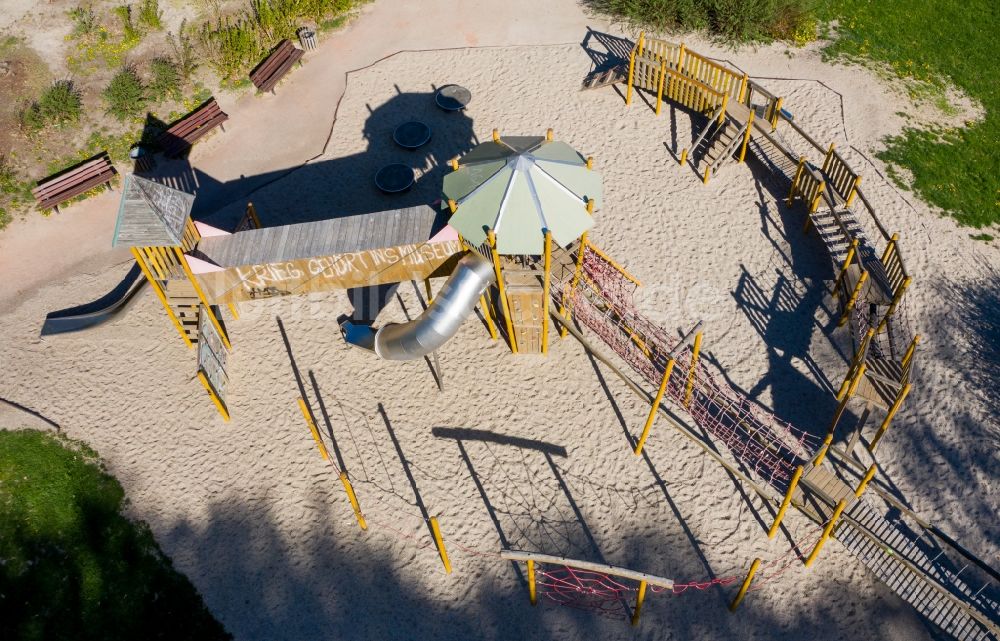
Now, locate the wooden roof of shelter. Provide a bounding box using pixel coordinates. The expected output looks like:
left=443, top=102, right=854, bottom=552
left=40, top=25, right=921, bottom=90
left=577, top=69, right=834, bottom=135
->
left=195, top=204, right=448, bottom=268
left=113, top=175, right=194, bottom=247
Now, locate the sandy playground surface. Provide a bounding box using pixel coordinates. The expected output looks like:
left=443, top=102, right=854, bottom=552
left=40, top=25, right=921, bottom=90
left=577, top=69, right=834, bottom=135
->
left=1, top=17, right=998, bottom=641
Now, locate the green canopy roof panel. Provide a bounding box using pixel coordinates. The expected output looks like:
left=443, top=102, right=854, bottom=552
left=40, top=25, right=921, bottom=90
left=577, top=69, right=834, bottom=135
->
left=442, top=159, right=506, bottom=202
left=534, top=158, right=602, bottom=210
left=500, top=135, right=546, bottom=153
left=531, top=140, right=586, bottom=164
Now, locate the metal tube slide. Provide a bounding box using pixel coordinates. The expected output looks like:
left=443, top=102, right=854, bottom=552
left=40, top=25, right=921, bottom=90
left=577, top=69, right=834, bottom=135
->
left=373, top=252, right=495, bottom=360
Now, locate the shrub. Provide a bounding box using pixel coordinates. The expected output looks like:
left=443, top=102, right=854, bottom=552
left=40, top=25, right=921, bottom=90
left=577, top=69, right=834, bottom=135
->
left=103, top=66, right=146, bottom=120
left=149, top=56, right=181, bottom=100
left=137, top=0, right=163, bottom=30
left=19, top=80, right=83, bottom=132
left=68, top=6, right=98, bottom=37
left=113, top=4, right=142, bottom=42
left=168, top=19, right=199, bottom=82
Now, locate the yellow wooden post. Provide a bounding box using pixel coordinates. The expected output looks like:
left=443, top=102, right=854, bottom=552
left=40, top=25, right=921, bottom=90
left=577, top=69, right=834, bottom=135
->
left=546, top=128, right=554, bottom=141
left=637, top=31, right=646, bottom=57
left=586, top=156, right=594, bottom=170
left=245, top=202, right=262, bottom=228
left=787, top=156, right=805, bottom=206
left=679, top=148, right=688, bottom=166
left=174, top=246, right=232, bottom=350
left=854, top=463, right=878, bottom=498
left=298, top=397, right=330, bottom=461
left=340, top=471, right=368, bottom=530
left=196, top=371, right=230, bottom=421
left=703, top=166, right=711, bottom=184
left=625, top=48, right=637, bottom=106
left=488, top=230, right=518, bottom=353
left=630, top=580, right=648, bottom=626
left=881, top=233, right=899, bottom=264
left=684, top=332, right=703, bottom=407
left=738, top=111, right=755, bottom=164
left=447, top=199, right=457, bottom=214
left=846, top=175, right=862, bottom=206
left=676, top=41, right=685, bottom=72
left=655, top=59, right=666, bottom=115
left=527, top=559, right=537, bottom=605
left=541, top=229, right=552, bottom=354
left=130, top=248, right=193, bottom=348
left=559, top=232, right=588, bottom=338
left=813, top=432, right=833, bottom=467
left=768, top=465, right=803, bottom=538
left=832, top=240, right=859, bottom=300
left=868, top=383, right=912, bottom=453
left=449, top=157, right=459, bottom=171
left=737, top=73, right=749, bottom=103
left=634, top=358, right=676, bottom=455
left=836, top=328, right=873, bottom=401
left=839, top=270, right=868, bottom=326
left=901, top=334, right=920, bottom=370
left=429, top=516, right=452, bottom=574
left=492, top=128, right=500, bottom=143
left=479, top=293, right=498, bottom=340
left=829, top=362, right=866, bottom=436
left=771, top=97, right=783, bottom=129
left=227, top=302, right=240, bottom=320
left=808, top=181, right=826, bottom=215
left=718, top=93, right=729, bottom=124
left=877, top=277, right=911, bottom=333
left=804, top=499, right=847, bottom=568
left=821, top=143, right=836, bottom=174
left=728, top=558, right=761, bottom=611
left=424, top=278, right=433, bottom=305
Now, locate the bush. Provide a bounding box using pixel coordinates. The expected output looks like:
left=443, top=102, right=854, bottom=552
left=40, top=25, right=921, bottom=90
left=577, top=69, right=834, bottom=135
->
left=168, top=19, right=199, bottom=82
left=148, top=56, right=181, bottom=100
left=103, top=66, right=146, bottom=120
left=137, top=0, right=163, bottom=30
left=113, top=4, right=142, bottom=42
left=68, top=6, right=98, bottom=37
left=19, top=80, right=83, bottom=132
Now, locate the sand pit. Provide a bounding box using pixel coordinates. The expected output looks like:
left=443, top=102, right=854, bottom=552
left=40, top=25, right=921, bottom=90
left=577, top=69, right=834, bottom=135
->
left=2, top=37, right=998, bottom=641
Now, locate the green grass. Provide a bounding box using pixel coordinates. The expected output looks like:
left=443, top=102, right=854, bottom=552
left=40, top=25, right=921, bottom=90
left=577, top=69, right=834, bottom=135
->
left=819, top=0, right=1000, bottom=227
left=0, top=429, right=231, bottom=641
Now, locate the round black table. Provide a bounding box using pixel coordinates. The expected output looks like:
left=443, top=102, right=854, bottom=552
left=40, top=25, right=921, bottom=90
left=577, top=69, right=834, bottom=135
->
left=435, top=84, right=472, bottom=111
left=375, top=164, right=415, bottom=193
left=393, top=121, right=432, bottom=149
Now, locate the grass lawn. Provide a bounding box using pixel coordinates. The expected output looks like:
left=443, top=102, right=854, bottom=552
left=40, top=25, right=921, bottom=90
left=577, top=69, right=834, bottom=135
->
left=0, top=429, right=230, bottom=641
left=820, top=0, right=1000, bottom=228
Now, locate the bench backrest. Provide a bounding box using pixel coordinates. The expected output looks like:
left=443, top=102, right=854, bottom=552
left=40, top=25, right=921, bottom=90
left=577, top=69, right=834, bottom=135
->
left=250, top=40, right=296, bottom=85
left=33, top=153, right=114, bottom=198
left=164, top=98, right=225, bottom=138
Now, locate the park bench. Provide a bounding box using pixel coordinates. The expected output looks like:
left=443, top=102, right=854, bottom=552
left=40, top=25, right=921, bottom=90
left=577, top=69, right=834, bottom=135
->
left=249, top=39, right=304, bottom=94
left=157, top=97, right=229, bottom=158
left=32, top=151, right=117, bottom=212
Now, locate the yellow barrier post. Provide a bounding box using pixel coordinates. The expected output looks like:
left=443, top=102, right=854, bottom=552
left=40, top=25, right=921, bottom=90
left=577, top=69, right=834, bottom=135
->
left=684, top=332, right=703, bottom=407
left=813, top=432, right=833, bottom=467
left=767, top=465, right=804, bottom=538
left=634, top=358, right=676, bottom=456
left=297, top=397, right=330, bottom=461
left=630, top=580, right=648, bottom=626
left=527, top=559, right=537, bottom=605
left=738, top=111, right=755, bottom=164
left=339, top=471, right=368, bottom=530
left=429, top=516, right=453, bottom=574
left=828, top=362, right=866, bottom=436
left=655, top=59, right=666, bottom=115
left=488, top=230, right=518, bottom=353
left=541, top=229, right=552, bottom=354
left=846, top=175, right=862, bottom=206
left=804, top=499, right=848, bottom=568
left=559, top=232, right=588, bottom=338
left=839, top=270, right=868, bottom=326
left=867, top=383, right=912, bottom=453
left=787, top=156, right=805, bottom=206
left=854, top=463, right=878, bottom=498
left=728, top=558, right=761, bottom=611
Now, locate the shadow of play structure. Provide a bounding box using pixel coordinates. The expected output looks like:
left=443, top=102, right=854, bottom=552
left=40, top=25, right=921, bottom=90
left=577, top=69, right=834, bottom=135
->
left=45, top=36, right=998, bottom=637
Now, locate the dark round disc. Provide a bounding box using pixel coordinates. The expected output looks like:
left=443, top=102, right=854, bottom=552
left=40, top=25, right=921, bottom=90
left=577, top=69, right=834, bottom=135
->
left=435, top=84, right=472, bottom=111
left=393, top=121, right=432, bottom=149
left=375, top=164, right=415, bottom=193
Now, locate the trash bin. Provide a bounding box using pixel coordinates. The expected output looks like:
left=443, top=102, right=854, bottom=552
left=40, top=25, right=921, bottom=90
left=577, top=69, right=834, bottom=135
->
left=297, top=27, right=317, bottom=51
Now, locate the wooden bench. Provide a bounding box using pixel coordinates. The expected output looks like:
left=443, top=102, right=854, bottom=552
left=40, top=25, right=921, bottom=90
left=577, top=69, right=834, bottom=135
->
left=249, top=39, right=304, bottom=94
left=32, top=152, right=117, bottom=212
left=157, top=97, right=229, bottom=158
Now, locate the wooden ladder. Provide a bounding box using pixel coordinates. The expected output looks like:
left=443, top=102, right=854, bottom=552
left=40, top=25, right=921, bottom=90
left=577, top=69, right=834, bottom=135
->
left=165, top=279, right=201, bottom=345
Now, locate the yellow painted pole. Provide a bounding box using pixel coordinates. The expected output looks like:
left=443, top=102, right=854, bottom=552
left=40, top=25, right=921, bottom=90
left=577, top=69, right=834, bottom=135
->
left=227, top=302, right=240, bottom=320
left=901, top=334, right=920, bottom=370
left=429, top=516, right=452, bottom=574
left=845, top=175, right=862, bottom=206
left=771, top=97, right=783, bottom=129
left=527, top=559, right=537, bottom=605
left=804, top=499, right=848, bottom=568
left=586, top=199, right=595, bottom=214
left=813, top=432, right=833, bottom=467
left=822, top=143, right=836, bottom=174
left=808, top=181, right=826, bottom=215
left=854, top=463, right=878, bottom=498
left=246, top=202, right=261, bottom=228
left=479, top=294, right=498, bottom=340
left=492, top=128, right=500, bottom=143
left=832, top=239, right=859, bottom=299
left=586, top=156, right=594, bottom=170
left=630, top=580, right=648, bottom=626
left=684, top=332, right=703, bottom=407
left=541, top=229, right=552, bottom=354
left=635, top=358, right=675, bottom=456
left=559, top=232, right=588, bottom=338
left=546, top=128, right=554, bottom=141
left=174, top=246, right=232, bottom=350
left=718, top=93, right=729, bottom=124
left=837, top=328, right=873, bottom=401
left=787, top=156, right=806, bottom=206
left=449, top=157, right=459, bottom=171
left=881, top=233, right=899, bottom=264
left=737, top=73, right=748, bottom=103
left=767, top=465, right=804, bottom=538
left=728, top=558, right=761, bottom=611
left=679, top=148, right=688, bottom=166
left=196, top=370, right=230, bottom=421
left=703, top=166, right=711, bottom=184
left=130, top=248, right=193, bottom=348
left=738, top=111, right=754, bottom=164
left=424, top=278, right=433, bottom=305
left=676, top=41, right=686, bottom=72
left=655, top=59, right=666, bottom=115
left=340, top=471, right=368, bottom=530
left=637, top=31, right=645, bottom=57
left=447, top=199, right=457, bottom=214
left=877, top=277, right=911, bottom=333
left=829, top=362, right=866, bottom=436
left=839, top=270, right=868, bottom=326
left=625, top=48, right=637, bottom=106
left=868, top=383, right=912, bottom=453
left=298, top=397, right=330, bottom=461
left=488, top=230, right=518, bottom=353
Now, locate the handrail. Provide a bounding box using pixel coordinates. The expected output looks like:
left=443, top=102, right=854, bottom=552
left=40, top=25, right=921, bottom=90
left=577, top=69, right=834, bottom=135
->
left=687, top=104, right=725, bottom=152
left=852, top=186, right=892, bottom=241
left=777, top=110, right=827, bottom=156
left=663, top=66, right=725, bottom=99
left=500, top=549, right=675, bottom=589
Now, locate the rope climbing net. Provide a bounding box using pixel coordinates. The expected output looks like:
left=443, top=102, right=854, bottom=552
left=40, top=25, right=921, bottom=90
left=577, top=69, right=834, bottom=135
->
left=554, top=244, right=823, bottom=492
